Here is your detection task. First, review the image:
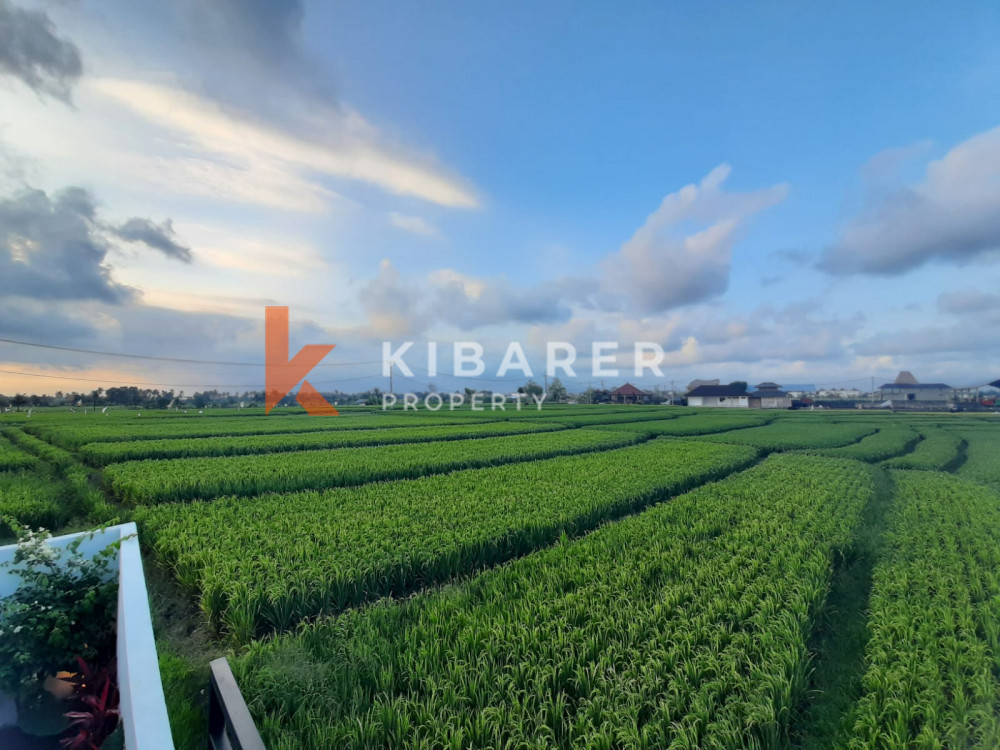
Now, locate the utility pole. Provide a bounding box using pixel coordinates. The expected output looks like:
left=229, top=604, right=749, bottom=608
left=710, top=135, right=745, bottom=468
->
left=388, top=360, right=394, bottom=396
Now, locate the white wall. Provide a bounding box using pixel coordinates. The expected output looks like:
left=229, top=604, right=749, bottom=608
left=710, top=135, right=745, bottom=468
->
left=0, top=524, right=174, bottom=749
left=688, top=396, right=748, bottom=408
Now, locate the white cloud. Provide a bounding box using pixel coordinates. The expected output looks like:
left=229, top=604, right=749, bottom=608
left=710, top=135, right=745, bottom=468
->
left=389, top=212, right=442, bottom=239
left=821, top=125, right=1000, bottom=275
left=88, top=77, right=480, bottom=211
left=599, top=164, right=788, bottom=313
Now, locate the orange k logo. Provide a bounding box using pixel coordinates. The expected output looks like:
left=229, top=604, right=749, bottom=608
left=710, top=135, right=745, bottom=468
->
left=265, top=307, right=338, bottom=415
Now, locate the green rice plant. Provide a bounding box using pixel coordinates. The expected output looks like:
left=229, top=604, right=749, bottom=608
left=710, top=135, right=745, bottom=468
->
left=805, top=425, right=920, bottom=462
left=0, top=434, right=35, bottom=473
left=845, top=471, right=1000, bottom=748
left=536, top=411, right=683, bottom=427
left=882, top=427, right=964, bottom=471
left=697, top=421, right=878, bottom=451
left=79, top=420, right=567, bottom=465
left=106, top=429, right=645, bottom=505
left=2, top=427, right=78, bottom=471
left=0, top=471, right=73, bottom=533
left=588, top=412, right=774, bottom=436
left=954, top=429, right=1000, bottom=493
left=136, top=439, right=759, bottom=640
left=24, top=413, right=496, bottom=449
left=230, top=454, right=874, bottom=749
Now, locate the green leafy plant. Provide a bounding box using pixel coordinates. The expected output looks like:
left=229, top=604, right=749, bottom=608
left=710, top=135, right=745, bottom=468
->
left=0, top=524, right=119, bottom=704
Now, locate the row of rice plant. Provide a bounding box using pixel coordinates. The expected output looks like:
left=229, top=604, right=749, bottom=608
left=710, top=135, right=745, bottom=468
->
left=79, top=420, right=567, bottom=465
left=2, top=426, right=80, bottom=472
left=23, top=412, right=483, bottom=448
left=136, top=439, right=758, bottom=641
left=0, top=433, right=35, bottom=472
left=0, top=471, right=74, bottom=534
left=588, top=412, right=774, bottom=436
left=803, top=425, right=921, bottom=462
left=399, top=405, right=646, bottom=421
left=535, top=411, right=683, bottom=427
left=230, top=454, right=874, bottom=749
left=0, top=431, right=92, bottom=532
left=697, top=421, right=878, bottom=450
left=882, top=427, right=964, bottom=470
left=845, top=471, right=1000, bottom=747
left=954, top=429, right=1000, bottom=493
left=106, top=429, right=648, bottom=505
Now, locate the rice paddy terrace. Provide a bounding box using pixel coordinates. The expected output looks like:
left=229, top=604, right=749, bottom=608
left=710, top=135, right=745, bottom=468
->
left=2, top=404, right=1000, bottom=749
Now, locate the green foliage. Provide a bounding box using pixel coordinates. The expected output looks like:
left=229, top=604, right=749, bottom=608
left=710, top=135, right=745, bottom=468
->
left=79, top=420, right=565, bottom=465
left=0, top=434, right=35, bottom=472
left=547, top=377, right=568, bottom=403
left=955, top=429, right=1000, bottom=493
left=25, top=408, right=639, bottom=447
left=806, top=425, right=920, bottom=462
left=2, top=428, right=78, bottom=471
left=540, top=411, right=689, bottom=428
left=698, top=421, right=878, bottom=450
left=231, top=455, right=875, bottom=749
left=157, top=650, right=206, bottom=750
left=846, top=471, right=1000, bottom=747
left=0, top=526, right=119, bottom=702
left=0, top=472, right=73, bottom=533
left=588, top=412, right=774, bottom=435
left=882, top=427, right=964, bottom=470
left=135, top=439, right=758, bottom=641
left=105, top=430, right=645, bottom=505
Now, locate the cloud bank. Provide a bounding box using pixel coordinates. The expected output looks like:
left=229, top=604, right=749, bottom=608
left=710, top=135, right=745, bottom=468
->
left=0, top=183, right=193, bottom=304
left=821, top=126, right=1000, bottom=275
left=599, top=164, right=788, bottom=313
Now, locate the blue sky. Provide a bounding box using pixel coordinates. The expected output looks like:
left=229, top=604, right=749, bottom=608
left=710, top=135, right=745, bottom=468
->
left=1, top=0, right=999, bottom=395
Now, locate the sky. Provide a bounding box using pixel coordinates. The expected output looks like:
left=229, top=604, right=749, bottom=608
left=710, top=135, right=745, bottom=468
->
left=1, top=0, right=1000, bottom=396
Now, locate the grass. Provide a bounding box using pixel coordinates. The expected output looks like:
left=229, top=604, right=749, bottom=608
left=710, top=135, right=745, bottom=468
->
left=144, top=552, right=222, bottom=750
left=791, top=466, right=894, bottom=750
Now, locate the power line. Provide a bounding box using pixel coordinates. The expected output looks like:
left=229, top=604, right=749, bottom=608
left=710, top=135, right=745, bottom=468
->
left=0, top=337, right=381, bottom=368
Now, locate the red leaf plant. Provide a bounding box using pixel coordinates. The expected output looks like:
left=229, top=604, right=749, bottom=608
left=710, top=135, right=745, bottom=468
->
left=60, top=657, right=121, bottom=750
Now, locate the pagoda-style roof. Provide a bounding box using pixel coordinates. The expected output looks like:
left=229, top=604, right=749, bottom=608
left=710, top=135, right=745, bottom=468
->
left=610, top=382, right=650, bottom=396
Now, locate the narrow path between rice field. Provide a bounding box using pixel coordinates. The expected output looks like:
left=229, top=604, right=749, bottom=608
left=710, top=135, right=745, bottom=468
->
left=790, top=465, right=894, bottom=750
left=945, top=437, right=969, bottom=473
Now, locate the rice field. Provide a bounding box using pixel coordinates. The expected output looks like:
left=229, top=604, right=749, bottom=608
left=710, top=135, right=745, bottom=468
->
left=2, top=405, right=999, bottom=748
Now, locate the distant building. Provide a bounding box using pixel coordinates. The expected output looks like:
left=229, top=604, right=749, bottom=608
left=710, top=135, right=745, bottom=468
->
left=816, top=388, right=864, bottom=399
left=610, top=383, right=651, bottom=404
left=879, top=372, right=952, bottom=408
left=748, top=382, right=792, bottom=409
left=686, top=384, right=749, bottom=408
